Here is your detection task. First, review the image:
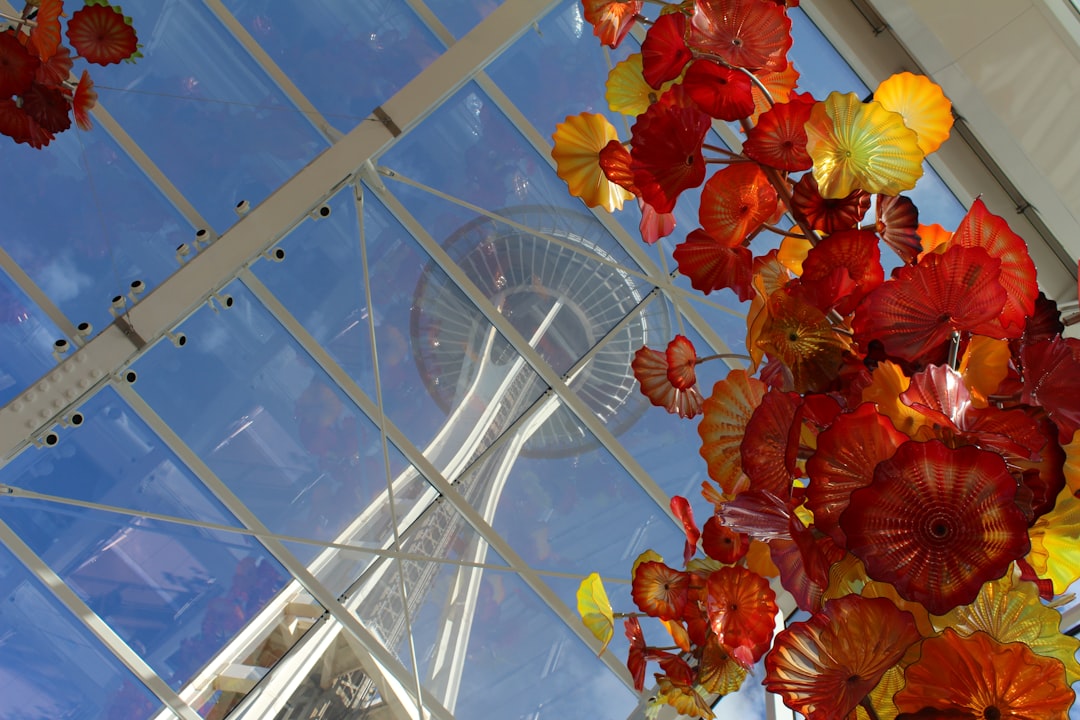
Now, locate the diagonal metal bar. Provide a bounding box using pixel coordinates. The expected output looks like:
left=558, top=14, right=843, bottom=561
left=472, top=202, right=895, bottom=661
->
left=239, top=268, right=638, bottom=690
left=0, top=0, right=562, bottom=464
left=115, top=383, right=454, bottom=720
left=0, top=518, right=205, bottom=720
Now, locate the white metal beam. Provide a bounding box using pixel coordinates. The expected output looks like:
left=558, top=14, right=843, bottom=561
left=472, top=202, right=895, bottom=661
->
left=0, top=0, right=561, bottom=463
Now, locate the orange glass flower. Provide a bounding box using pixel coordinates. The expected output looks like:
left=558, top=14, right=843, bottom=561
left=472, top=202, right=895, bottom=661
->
left=840, top=440, right=1031, bottom=614
left=756, top=289, right=847, bottom=393
left=552, top=113, right=634, bottom=213
left=632, top=344, right=704, bottom=419
left=873, top=72, right=953, bottom=155
left=705, top=565, right=778, bottom=663
left=582, top=0, right=643, bottom=48
left=698, top=162, right=778, bottom=247
left=698, top=368, right=766, bottom=494
left=764, top=595, right=921, bottom=720
left=805, top=91, right=924, bottom=199
left=73, top=70, right=98, bottom=132
left=632, top=560, right=689, bottom=620
left=894, top=629, right=1074, bottom=720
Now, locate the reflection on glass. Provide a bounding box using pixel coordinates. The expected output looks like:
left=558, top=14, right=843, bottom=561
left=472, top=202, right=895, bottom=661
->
left=0, top=127, right=193, bottom=338
left=0, top=268, right=68, bottom=407
left=0, top=542, right=165, bottom=720
left=132, top=281, right=414, bottom=560
left=0, top=388, right=289, bottom=690
left=223, top=0, right=445, bottom=133
left=89, top=0, right=327, bottom=231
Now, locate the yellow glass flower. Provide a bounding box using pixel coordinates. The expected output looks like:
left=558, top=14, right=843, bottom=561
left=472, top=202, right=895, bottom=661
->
left=1064, top=430, right=1080, bottom=494
left=933, top=570, right=1080, bottom=684
left=1027, top=484, right=1080, bottom=594
left=605, top=53, right=676, bottom=117
left=804, top=91, right=924, bottom=199
left=874, top=72, right=954, bottom=155
left=958, top=335, right=1010, bottom=408
left=552, top=112, right=634, bottom=212
left=576, top=572, right=615, bottom=654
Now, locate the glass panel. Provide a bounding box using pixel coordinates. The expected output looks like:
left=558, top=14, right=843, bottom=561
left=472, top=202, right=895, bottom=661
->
left=88, top=0, right=328, bottom=231
left=460, top=401, right=683, bottom=579
left=789, top=8, right=869, bottom=99
left=0, top=428, right=290, bottom=692
left=379, top=82, right=601, bottom=220
left=222, top=0, right=445, bottom=133
left=422, top=0, right=506, bottom=39
left=0, top=543, right=165, bottom=720
left=0, top=125, right=193, bottom=338
left=252, top=185, right=379, bottom=402
left=284, top=444, right=441, bottom=597
left=405, top=566, right=637, bottom=718
left=0, top=268, right=68, bottom=406
left=131, top=282, right=415, bottom=559
left=576, top=297, right=733, bottom=500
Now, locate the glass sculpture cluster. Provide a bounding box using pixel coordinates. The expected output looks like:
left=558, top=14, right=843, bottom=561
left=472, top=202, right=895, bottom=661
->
left=558, top=1, right=1080, bottom=717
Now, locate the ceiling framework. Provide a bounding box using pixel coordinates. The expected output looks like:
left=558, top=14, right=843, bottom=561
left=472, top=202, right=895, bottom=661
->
left=0, top=2, right=1077, bottom=720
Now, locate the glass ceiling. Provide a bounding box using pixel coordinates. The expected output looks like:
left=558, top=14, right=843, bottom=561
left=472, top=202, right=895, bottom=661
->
left=0, top=1, right=1065, bottom=719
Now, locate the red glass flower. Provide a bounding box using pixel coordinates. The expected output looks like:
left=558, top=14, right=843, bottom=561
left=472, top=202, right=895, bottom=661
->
left=840, top=440, right=1031, bottom=614
left=876, top=194, right=922, bottom=264
left=673, top=229, right=754, bottom=298
left=698, top=369, right=766, bottom=494
left=73, top=71, right=98, bottom=131
left=0, top=30, right=40, bottom=97
left=852, top=244, right=1008, bottom=364
left=805, top=403, right=908, bottom=546
left=688, top=0, right=792, bottom=72
left=790, top=173, right=870, bottom=234
left=629, top=86, right=712, bottom=214
left=67, top=4, right=140, bottom=66
left=742, top=93, right=816, bottom=171
left=641, top=12, right=691, bottom=89
left=682, top=60, right=755, bottom=120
